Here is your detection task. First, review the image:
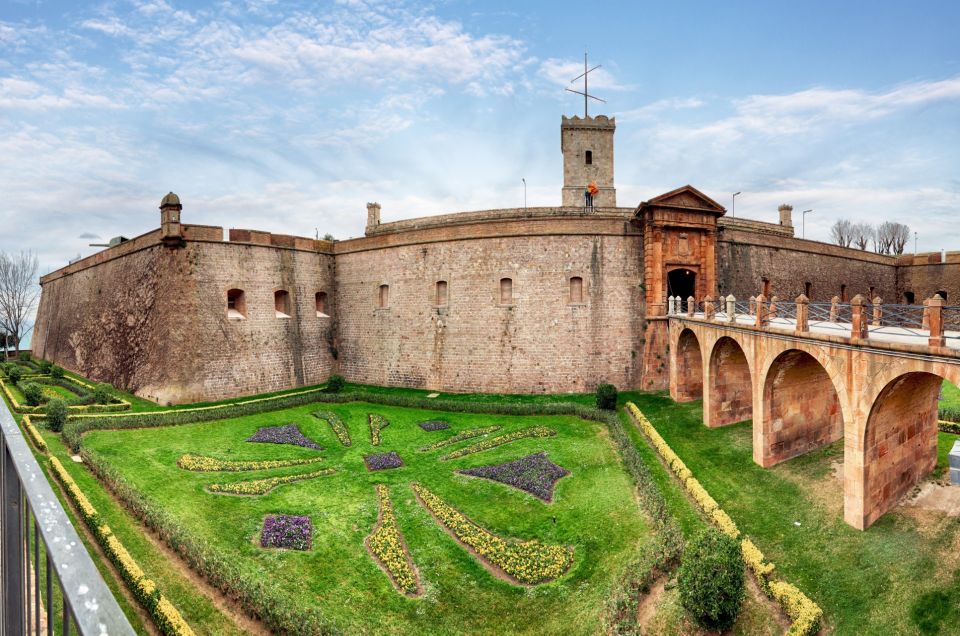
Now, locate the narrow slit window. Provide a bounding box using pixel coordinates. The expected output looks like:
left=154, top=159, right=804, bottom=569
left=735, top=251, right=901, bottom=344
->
left=569, top=276, right=583, bottom=304
left=436, top=280, right=448, bottom=306
left=227, top=289, right=245, bottom=319
left=840, top=284, right=847, bottom=302
left=904, top=291, right=915, bottom=305
left=869, top=286, right=875, bottom=301
left=378, top=284, right=390, bottom=309
left=274, top=289, right=291, bottom=318
left=585, top=150, right=593, bottom=165
left=804, top=282, right=812, bottom=299
left=499, top=278, right=513, bottom=305
left=762, top=278, right=771, bottom=297
left=316, top=291, right=328, bottom=317
left=936, top=290, right=948, bottom=301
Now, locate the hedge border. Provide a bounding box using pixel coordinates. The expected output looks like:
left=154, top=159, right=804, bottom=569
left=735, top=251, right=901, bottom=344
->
left=626, top=402, right=823, bottom=636
left=0, top=375, right=130, bottom=414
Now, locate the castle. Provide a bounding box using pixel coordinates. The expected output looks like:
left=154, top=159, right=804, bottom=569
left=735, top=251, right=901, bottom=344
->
left=32, top=114, right=960, bottom=404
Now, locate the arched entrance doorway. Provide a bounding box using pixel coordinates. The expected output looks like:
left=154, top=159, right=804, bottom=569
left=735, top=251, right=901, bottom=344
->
left=668, top=268, right=697, bottom=304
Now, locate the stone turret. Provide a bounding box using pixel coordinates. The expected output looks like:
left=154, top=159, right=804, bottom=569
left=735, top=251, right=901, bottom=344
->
left=366, top=202, right=381, bottom=232
left=778, top=204, right=793, bottom=228
left=561, top=115, right=616, bottom=208
left=160, top=192, right=184, bottom=247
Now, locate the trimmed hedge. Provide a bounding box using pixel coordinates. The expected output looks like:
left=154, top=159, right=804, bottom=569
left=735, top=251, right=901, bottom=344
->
left=596, top=383, right=618, bottom=410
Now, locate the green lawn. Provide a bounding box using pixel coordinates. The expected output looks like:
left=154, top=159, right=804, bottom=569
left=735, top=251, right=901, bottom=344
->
left=632, top=392, right=960, bottom=635
left=83, top=401, right=650, bottom=635
left=941, top=380, right=960, bottom=410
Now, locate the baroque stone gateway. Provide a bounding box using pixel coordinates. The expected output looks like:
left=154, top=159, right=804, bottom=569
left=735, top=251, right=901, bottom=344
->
left=32, top=114, right=960, bottom=405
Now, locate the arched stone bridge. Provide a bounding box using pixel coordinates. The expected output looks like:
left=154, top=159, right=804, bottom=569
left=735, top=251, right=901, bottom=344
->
left=667, top=294, right=960, bottom=530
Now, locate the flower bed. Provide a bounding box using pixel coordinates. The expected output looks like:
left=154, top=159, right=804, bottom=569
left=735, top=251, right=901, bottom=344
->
left=412, top=483, right=573, bottom=585
left=207, top=468, right=335, bottom=496
left=312, top=410, right=351, bottom=447
left=366, top=485, right=420, bottom=596
left=246, top=423, right=323, bottom=450
left=177, top=454, right=325, bottom=472
left=418, top=419, right=450, bottom=431
left=363, top=452, right=404, bottom=472
left=458, top=452, right=569, bottom=502
left=441, top=426, right=556, bottom=461
left=417, top=425, right=501, bottom=452
left=261, top=515, right=313, bottom=551
left=368, top=413, right=389, bottom=446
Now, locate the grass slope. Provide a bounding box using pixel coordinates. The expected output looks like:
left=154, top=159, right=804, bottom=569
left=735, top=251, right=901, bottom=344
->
left=83, top=401, right=649, bottom=635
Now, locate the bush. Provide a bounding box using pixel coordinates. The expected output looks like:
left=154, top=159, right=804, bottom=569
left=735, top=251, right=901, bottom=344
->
left=50, top=365, right=65, bottom=379
left=38, top=360, right=52, bottom=374
left=595, top=383, right=618, bottom=410
left=19, top=351, right=30, bottom=362
left=678, top=528, right=745, bottom=630
left=93, top=383, right=114, bottom=404
left=325, top=374, right=345, bottom=393
left=5, top=364, right=22, bottom=384
left=46, top=398, right=68, bottom=432
left=21, top=382, right=44, bottom=407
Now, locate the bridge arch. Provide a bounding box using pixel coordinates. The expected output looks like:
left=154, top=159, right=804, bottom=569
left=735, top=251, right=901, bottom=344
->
left=673, top=328, right=703, bottom=401
left=760, top=349, right=844, bottom=467
left=706, top=335, right=752, bottom=428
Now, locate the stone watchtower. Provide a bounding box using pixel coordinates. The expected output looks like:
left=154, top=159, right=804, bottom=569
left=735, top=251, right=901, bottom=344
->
left=561, top=115, right=616, bottom=208
left=159, top=192, right=184, bottom=247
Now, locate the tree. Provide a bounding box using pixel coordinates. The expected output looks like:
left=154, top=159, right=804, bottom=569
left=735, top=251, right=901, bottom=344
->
left=830, top=219, right=853, bottom=247
left=852, top=222, right=873, bottom=251
left=0, top=251, right=40, bottom=356
left=888, top=222, right=910, bottom=255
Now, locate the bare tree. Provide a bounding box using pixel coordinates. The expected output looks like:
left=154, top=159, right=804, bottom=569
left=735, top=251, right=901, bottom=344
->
left=873, top=222, right=891, bottom=254
left=852, top=222, right=874, bottom=251
left=0, top=251, right=40, bottom=356
left=888, top=222, right=910, bottom=255
left=830, top=219, right=854, bottom=247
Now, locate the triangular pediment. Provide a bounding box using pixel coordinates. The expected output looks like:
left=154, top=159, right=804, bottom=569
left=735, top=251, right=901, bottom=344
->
left=638, top=185, right=726, bottom=215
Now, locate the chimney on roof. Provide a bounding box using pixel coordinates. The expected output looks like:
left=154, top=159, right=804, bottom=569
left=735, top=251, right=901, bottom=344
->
left=778, top=204, right=793, bottom=228
left=366, top=202, right=381, bottom=229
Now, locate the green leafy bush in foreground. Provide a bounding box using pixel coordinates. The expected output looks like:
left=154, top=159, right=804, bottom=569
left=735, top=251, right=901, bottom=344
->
left=46, top=398, right=68, bottom=432
left=21, top=382, right=43, bottom=407
left=678, top=527, right=745, bottom=630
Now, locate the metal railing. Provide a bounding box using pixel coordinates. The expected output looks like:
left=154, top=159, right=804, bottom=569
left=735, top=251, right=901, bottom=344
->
left=0, top=398, right=135, bottom=634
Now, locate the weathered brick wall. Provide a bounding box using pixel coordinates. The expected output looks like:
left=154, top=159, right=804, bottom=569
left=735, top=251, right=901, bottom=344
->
left=708, top=336, right=752, bottom=427
left=333, top=214, right=645, bottom=393
left=900, top=255, right=960, bottom=304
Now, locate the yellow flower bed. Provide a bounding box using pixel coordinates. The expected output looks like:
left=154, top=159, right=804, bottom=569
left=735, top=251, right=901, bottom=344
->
left=177, top=454, right=324, bottom=472
left=207, top=468, right=335, bottom=495
left=368, top=413, right=390, bottom=447
left=417, top=425, right=501, bottom=452
left=48, top=456, right=195, bottom=635
left=440, top=426, right=556, bottom=461
left=625, top=402, right=823, bottom=636
left=367, top=485, right=420, bottom=595
left=413, top=483, right=573, bottom=585
left=312, top=410, right=352, bottom=446
left=22, top=415, right=47, bottom=452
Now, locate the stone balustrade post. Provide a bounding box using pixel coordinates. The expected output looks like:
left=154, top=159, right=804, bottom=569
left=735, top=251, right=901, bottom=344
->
left=850, top=294, right=869, bottom=339
left=667, top=295, right=675, bottom=314
left=704, top=295, right=715, bottom=320
left=829, top=296, right=840, bottom=322
left=769, top=296, right=779, bottom=319
left=929, top=294, right=946, bottom=348
left=922, top=298, right=930, bottom=330
left=872, top=296, right=883, bottom=326
left=687, top=296, right=695, bottom=318
left=755, top=294, right=767, bottom=327
left=726, top=294, right=736, bottom=323
left=748, top=296, right=756, bottom=316
left=795, top=294, right=809, bottom=333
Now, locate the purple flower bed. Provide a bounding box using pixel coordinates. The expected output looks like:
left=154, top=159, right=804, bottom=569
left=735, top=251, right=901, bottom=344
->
left=418, top=419, right=450, bottom=431
left=364, top=451, right=404, bottom=472
left=260, top=514, right=312, bottom=550
left=247, top=424, right=323, bottom=450
left=458, top=452, right=570, bottom=502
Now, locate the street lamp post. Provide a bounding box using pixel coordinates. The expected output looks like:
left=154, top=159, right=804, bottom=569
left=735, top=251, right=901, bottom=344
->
left=732, top=191, right=741, bottom=217
left=915, top=231, right=918, bottom=255
left=522, top=178, right=527, bottom=210
left=802, top=209, right=813, bottom=239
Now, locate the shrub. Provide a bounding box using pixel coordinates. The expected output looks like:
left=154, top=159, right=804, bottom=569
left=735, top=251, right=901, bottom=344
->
left=38, top=360, right=52, bottom=374
left=595, top=383, right=618, bottom=410
left=678, top=527, right=745, bottom=630
left=21, top=382, right=43, bottom=407
left=325, top=374, right=345, bottom=393
left=6, top=365, right=23, bottom=384
left=93, top=383, right=114, bottom=404
left=19, top=351, right=30, bottom=362
left=46, top=398, right=68, bottom=432
left=50, top=365, right=65, bottom=379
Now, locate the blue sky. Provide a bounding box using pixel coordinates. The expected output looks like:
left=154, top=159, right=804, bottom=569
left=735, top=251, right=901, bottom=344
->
left=1, top=0, right=959, bottom=278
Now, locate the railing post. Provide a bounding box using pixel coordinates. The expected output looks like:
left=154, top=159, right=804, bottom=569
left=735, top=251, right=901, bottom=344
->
left=851, top=294, right=868, bottom=339
left=687, top=296, right=695, bottom=318
left=795, top=294, right=809, bottom=333
left=872, top=296, right=883, bottom=326
left=922, top=298, right=931, bottom=330
left=830, top=295, right=840, bottom=322
left=929, top=294, right=946, bottom=347
left=769, top=295, right=779, bottom=319
left=726, top=294, right=736, bottom=323
left=748, top=295, right=756, bottom=316
left=704, top=295, right=715, bottom=320
left=1, top=439, right=24, bottom=634
left=667, top=295, right=674, bottom=315
left=755, top=293, right=767, bottom=327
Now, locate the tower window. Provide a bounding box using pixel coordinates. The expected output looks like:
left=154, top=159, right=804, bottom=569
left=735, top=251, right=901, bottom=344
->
left=569, top=276, right=584, bottom=304
left=226, top=289, right=245, bottom=319
left=585, top=150, right=593, bottom=165
left=436, top=280, right=448, bottom=306
left=274, top=290, right=291, bottom=318
left=378, top=284, right=390, bottom=309
left=499, top=278, right=513, bottom=305
left=316, top=291, right=328, bottom=317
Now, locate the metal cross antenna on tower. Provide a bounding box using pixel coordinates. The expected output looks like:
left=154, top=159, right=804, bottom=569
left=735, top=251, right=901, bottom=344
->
left=566, top=52, right=606, bottom=117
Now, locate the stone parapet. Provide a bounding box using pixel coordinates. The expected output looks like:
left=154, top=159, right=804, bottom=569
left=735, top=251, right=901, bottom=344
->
left=363, top=206, right=635, bottom=237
